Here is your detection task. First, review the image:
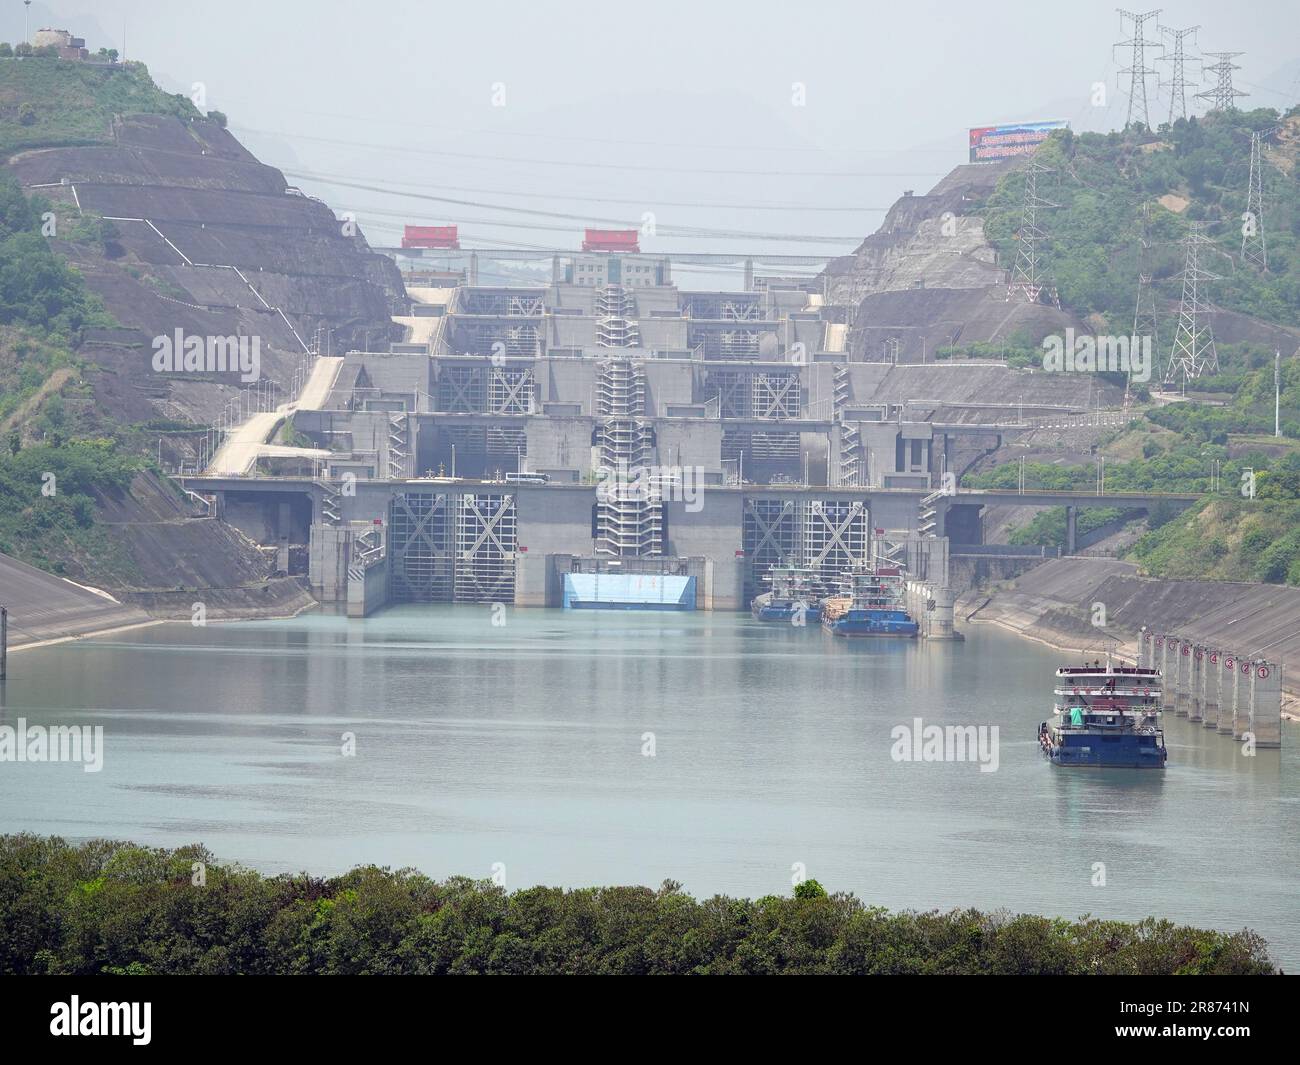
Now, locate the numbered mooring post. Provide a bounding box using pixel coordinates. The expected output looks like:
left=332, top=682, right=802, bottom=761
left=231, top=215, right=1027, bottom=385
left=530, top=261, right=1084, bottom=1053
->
left=1249, top=660, right=1282, bottom=748
left=1203, top=649, right=1222, bottom=729
left=1138, top=627, right=1151, bottom=668
left=1189, top=644, right=1205, bottom=723
left=1232, top=655, right=1253, bottom=740
left=1219, top=652, right=1239, bottom=735
left=1170, top=637, right=1190, bottom=716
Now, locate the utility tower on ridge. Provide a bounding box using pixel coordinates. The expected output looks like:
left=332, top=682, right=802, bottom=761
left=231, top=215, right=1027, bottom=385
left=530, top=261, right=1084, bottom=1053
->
left=1242, top=129, right=1268, bottom=270
left=1157, top=24, right=1199, bottom=124
left=1115, top=9, right=1163, bottom=129
left=1164, top=221, right=1221, bottom=385
left=1196, top=52, right=1248, bottom=112
left=1005, top=159, right=1059, bottom=308
left=1133, top=201, right=1160, bottom=355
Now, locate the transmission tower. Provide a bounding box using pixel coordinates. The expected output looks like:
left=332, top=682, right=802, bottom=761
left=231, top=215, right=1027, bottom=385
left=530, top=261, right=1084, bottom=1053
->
left=1005, top=159, right=1059, bottom=307
left=1164, top=221, right=1221, bottom=385
left=1115, top=9, right=1163, bottom=129
left=1242, top=129, right=1268, bottom=270
left=1133, top=202, right=1160, bottom=354
left=1196, top=52, right=1248, bottom=112
left=1157, top=24, right=1199, bottom=124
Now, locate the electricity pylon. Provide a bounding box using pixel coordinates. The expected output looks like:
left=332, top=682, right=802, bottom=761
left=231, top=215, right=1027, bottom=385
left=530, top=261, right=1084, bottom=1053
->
left=1157, top=24, right=1199, bottom=124
left=1196, top=52, right=1247, bottom=112
left=1133, top=202, right=1160, bottom=355
left=1242, top=129, right=1268, bottom=270
left=1164, top=221, right=1221, bottom=385
left=1005, top=159, right=1059, bottom=307
left=1115, top=9, right=1163, bottom=129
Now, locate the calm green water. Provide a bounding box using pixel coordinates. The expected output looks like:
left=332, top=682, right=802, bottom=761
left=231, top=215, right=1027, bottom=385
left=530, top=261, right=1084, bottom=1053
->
left=2, top=607, right=1296, bottom=967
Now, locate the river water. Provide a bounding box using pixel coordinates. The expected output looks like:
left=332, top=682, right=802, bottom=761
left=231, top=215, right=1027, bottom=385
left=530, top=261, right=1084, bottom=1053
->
left=2, top=607, right=1296, bottom=967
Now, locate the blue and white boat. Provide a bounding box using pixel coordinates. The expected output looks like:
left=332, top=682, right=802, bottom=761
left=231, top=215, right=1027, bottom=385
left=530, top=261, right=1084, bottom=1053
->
left=751, top=566, right=822, bottom=622
left=1039, top=660, right=1167, bottom=768
left=820, top=566, right=919, bottom=638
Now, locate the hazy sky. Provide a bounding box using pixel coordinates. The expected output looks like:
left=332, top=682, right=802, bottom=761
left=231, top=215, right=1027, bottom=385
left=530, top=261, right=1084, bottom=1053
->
left=7, top=1, right=1299, bottom=282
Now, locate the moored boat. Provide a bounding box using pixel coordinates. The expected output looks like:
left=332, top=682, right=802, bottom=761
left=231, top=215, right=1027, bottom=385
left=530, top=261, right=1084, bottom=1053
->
left=751, top=566, right=822, bottom=622
left=820, top=566, right=918, bottom=638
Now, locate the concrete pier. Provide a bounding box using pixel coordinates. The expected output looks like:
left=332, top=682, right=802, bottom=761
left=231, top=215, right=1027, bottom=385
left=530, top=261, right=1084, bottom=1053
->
left=905, top=580, right=962, bottom=640
left=1189, top=644, right=1204, bottom=722
left=1170, top=637, right=1190, bottom=716
left=1249, top=660, right=1282, bottom=748
left=1232, top=655, right=1252, bottom=740
left=1202, top=648, right=1221, bottom=729
left=1216, top=655, right=1234, bottom=733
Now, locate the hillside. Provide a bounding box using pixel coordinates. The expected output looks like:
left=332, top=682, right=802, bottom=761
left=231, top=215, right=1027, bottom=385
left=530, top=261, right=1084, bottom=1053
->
left=0, top=55, right=198, bottom=154
left=0, top=52, right=402, bottom=606
left=978, top=109, right=1300, bottom=353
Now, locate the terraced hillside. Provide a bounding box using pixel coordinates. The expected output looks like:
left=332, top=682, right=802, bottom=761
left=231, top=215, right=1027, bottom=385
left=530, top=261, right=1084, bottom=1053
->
left=0, top=54, right=402, bottom=612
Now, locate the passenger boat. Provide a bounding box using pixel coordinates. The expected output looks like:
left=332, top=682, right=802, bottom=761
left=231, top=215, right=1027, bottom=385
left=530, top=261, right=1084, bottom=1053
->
left=1038, top=659, right=1167, bottom=768
left=820, top=565, right=918, bottom=638
left=751, top=566, right=822, bottom=622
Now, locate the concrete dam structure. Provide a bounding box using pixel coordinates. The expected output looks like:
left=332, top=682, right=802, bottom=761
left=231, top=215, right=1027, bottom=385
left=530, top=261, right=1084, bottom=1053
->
left=183, top=249, right=1187, bottom=621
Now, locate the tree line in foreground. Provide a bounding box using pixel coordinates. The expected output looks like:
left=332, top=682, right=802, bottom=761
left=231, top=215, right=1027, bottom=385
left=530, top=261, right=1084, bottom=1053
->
left=0, top=836, right=1275, bottom=975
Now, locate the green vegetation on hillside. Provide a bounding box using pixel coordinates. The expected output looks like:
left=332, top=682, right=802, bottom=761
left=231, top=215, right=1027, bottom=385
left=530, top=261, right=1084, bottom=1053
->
left=0, top=172, right=111, bottom=337
left=0, top=835, right=1275, bottom=975
left=1127, top=453, right=1300, bottom=581
left=981, top=108, right=1300, bottom=336
left=0, top=55, right=199, bottom=155
left=0, top=439, right=143, bottom=578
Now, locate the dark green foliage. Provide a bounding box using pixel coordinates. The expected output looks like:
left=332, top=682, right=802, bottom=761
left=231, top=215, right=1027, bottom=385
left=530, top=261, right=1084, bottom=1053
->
left=1008, top=506, right=1126, bottom=548
left=980, top=111, right=1300, bottom=332
left=0, top=57, right=201, bottom=154
left=0, top=836, right=1276, bottom=975
left=0, top=440, right=142, bottom=572
left=0, top=173, right=111, bottom=337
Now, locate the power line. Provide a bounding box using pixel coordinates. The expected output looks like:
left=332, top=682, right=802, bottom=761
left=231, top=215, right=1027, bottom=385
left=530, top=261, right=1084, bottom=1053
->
left=310, top=180, right=862, bottom=244
left=216, top=95, right=961, bottom=156
left=230, top=124, right=949, bottom=180
left=283, top=167, right=888, bottom=213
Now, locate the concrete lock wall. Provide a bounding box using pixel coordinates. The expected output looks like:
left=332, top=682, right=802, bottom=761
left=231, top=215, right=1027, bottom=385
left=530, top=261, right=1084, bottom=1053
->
left=310, top=525, right=352, bottom=601
left=347, top=558, right=388, bottom=618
